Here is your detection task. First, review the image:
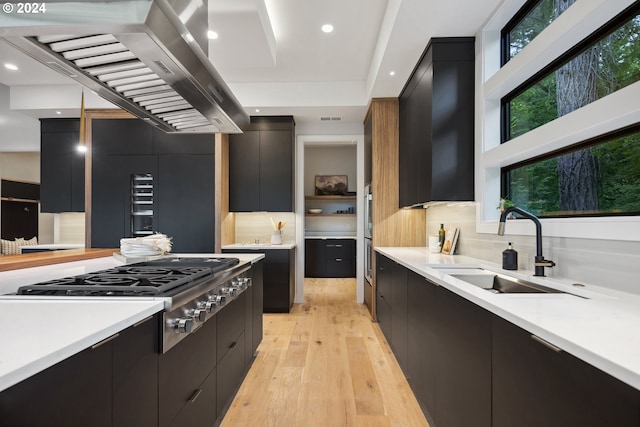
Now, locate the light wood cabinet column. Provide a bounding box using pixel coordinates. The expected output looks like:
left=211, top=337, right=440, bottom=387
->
left=366, top=98, right=426, bottom=319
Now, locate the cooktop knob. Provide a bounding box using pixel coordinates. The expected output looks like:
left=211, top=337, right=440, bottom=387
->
left=208, top=294, right=225, bottom=306
left=175, top=318, right=193, bottom=334
left=191, top=308, right=206, bottom=322
left=199, top=300, right=215, bottom=313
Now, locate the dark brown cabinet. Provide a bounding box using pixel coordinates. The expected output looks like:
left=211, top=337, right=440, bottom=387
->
left=91, top=118, right=215, bottom=251
left=0, top=315, right=159, bottom=427
left=398, top=38, right=475, bottom=208
left=305, top=238, right=356, bottom=278
left=223, top=248, right=295, bottom=313
left=40, top=119, right=85, bottom=213
left=434, top=286, right=492, bottom=427
left=492, top=316, right=640, bottom=427
left=228, top=116, right=294, bottom=212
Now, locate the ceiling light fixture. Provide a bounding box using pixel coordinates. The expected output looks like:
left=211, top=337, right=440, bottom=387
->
left=255, top=109, right=260, bottom=113
left=77, top=90, right=87, bottom=154
left=207, top=30, right=218, bottom=40
left=56, top=111, right=62, bottom=115
left=321, top=24, right=334, bottom=33
left=4, top=63, right=18, bottom=71
left=389, top=71, right=396, bottom=76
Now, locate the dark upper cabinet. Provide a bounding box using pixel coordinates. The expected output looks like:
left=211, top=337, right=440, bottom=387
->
left=92, top=118, right=153, bottom=155
left=399, top=38, right=475, bottom=208
left=229, top=116, right=294, bottom=212
left=492, top=316, right=640, bottom=427
left=157, top=155, right=215, bottom=253
left=40, top=118, right=85, bottom=212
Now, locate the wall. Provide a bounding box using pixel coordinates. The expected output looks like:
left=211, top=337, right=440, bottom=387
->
left=426, top=204, right=640, bottom=294
left=234, top=212, right=296, bottom=244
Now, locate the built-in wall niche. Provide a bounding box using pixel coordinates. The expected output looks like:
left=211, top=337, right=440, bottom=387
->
left=304, top=144, right=357, bottom=234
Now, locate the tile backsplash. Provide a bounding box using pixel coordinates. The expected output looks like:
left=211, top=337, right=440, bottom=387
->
left=426, top=203, right=640, bottom=294
left=234, top=212, right=296, bottom=244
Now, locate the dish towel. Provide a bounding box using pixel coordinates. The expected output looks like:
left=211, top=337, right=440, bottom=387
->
left=120, top=233, right=172, bottom=257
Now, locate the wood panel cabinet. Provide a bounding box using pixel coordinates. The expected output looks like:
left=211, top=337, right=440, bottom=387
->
left=228, top=116, right=294, bottom=212
left=0, top=315, right=159, bottom=427
left=492, top=316, right=640, bottom=427
left=304, top=238, right=356, bottom=278
left=398, top=37, right=475, bottom=207
left=40, top=118, right=85, bottom=212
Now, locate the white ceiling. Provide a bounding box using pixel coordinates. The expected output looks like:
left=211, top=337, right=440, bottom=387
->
left=0, top=0, right=503, bottom=131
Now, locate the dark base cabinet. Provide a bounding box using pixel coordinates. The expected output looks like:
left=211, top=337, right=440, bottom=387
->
left=434, top=287, right=491, bottom=427
left=223, top=249, right=294, bottom=313
left=305, top=239, right=356, bottom=278
left=378, top=251, right=640, bottom=427
left=492, top=316, right=640, bottom=427
left=0, top=314, right=159, bottom=427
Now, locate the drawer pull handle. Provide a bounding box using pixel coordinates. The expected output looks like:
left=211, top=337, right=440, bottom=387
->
left=133, top=315, right=153, bottom=328
left=335, top=258, right=342, bottom=262
left=229, top=341, right=238, bottom=349
left=335, top=245, right=342, bottom=248
left=91, top=333, right=120, bottom=349
left=531, top=334, right=562, bottom=353
left=188, top=388, right=203, bottom=403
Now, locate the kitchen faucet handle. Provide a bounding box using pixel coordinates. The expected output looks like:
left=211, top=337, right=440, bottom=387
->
left=534, top=258, right=556, bottom=268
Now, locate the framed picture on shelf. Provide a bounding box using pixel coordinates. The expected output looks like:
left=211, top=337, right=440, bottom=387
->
left=315, top=175, right=348, bottom=195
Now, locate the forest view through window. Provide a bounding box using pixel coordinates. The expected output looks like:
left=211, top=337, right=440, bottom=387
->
left=501, top=2, right=640, bottom=218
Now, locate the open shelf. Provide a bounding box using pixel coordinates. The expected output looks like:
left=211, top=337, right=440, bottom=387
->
left=305, top=195, right=356, bottom=200
left=305, top=213, right=356, bottom=217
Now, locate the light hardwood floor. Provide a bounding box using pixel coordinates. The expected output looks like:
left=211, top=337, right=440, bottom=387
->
left=221, top=278, right=430, bottom=427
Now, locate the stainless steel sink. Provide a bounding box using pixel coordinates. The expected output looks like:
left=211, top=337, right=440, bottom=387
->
left=449, top=272, right=564, bottom=294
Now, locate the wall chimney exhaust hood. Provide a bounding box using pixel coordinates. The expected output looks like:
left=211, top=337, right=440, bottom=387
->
left=0, top=0, right=250, bottom=133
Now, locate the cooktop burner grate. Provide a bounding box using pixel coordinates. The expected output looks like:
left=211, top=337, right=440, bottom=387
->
left=16, top=258, right=241, bottom=297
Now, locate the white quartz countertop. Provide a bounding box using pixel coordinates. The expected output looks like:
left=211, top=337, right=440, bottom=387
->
left=222, top=242, right=296, bottom=250
left=0, top=252, right=264, bottom=392
left=375, top=247, right=640, bottom=391
left=0, top=299, right=163, bottom=392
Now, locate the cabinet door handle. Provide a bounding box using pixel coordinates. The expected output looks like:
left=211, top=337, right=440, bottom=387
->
left=229, top=341, right=238, bottom=350
left=531, top=334, right=562, bottom=353
left=91, top=333, right=120, bottom=350
left=335, top=258, right=342, bottom=262
left=188, top=388, right=203, bottom=403
left=335, top=244, right=342, bottom=248
left=133, top=315, right=153, bottom=328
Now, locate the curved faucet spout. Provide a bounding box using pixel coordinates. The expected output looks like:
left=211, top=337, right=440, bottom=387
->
left=497, top=206, right=553, bottom=276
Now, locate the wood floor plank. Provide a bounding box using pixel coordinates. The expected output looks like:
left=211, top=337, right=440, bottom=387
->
left=220, top=278, right=429, bottom=427
left=346, top=336, right=386, bottom=416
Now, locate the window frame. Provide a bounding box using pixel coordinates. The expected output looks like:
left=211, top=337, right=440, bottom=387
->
left=477, top=0, right=640, bottom=242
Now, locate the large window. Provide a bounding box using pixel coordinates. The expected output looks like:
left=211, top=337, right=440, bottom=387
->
left=503, top=4, right=640, bottom=141
left=502, top=0, right=570, bottom=63
left=498, top=3, right=640, bottom=220
left=502, top=126, right=640, bottom=217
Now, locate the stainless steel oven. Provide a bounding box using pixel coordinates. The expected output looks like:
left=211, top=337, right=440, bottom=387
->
left=365, top=236, right=373, bottom=285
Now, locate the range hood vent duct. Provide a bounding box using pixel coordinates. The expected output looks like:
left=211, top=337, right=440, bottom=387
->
left=0, top=0, right=249, bottom=133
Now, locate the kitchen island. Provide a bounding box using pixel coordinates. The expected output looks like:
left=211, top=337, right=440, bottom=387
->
left=0, top=253, right=265, bottom=427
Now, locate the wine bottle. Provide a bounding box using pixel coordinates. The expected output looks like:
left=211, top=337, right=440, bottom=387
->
left=438, top=224, right=445, bottom=252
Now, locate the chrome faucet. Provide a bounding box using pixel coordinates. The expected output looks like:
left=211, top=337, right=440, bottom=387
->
left=498, top=206, right=555, bottom=277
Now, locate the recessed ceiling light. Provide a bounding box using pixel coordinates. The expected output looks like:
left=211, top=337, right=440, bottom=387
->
left=207, top=30, right=218, bottom=40
left=56, top=111, right=62, bottom=115
left=389, top=71, right=396, bottom=76
left=255, top=109, right=260, bottom=113
left=4, top=63, right=18, bottom=71
left=321, top=24, right=334, bottom=33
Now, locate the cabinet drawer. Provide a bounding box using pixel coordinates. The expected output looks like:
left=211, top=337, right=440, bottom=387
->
left=217, top=331, right=246, bottom=418
left=217, top=292, right=246, bottom=363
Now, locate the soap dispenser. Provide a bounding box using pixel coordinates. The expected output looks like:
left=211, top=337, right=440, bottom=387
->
left=502, top=242, right=518, bottom=270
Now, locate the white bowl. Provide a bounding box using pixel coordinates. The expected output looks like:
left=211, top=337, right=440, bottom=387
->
left=308, top=208, right=322, bottom=214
